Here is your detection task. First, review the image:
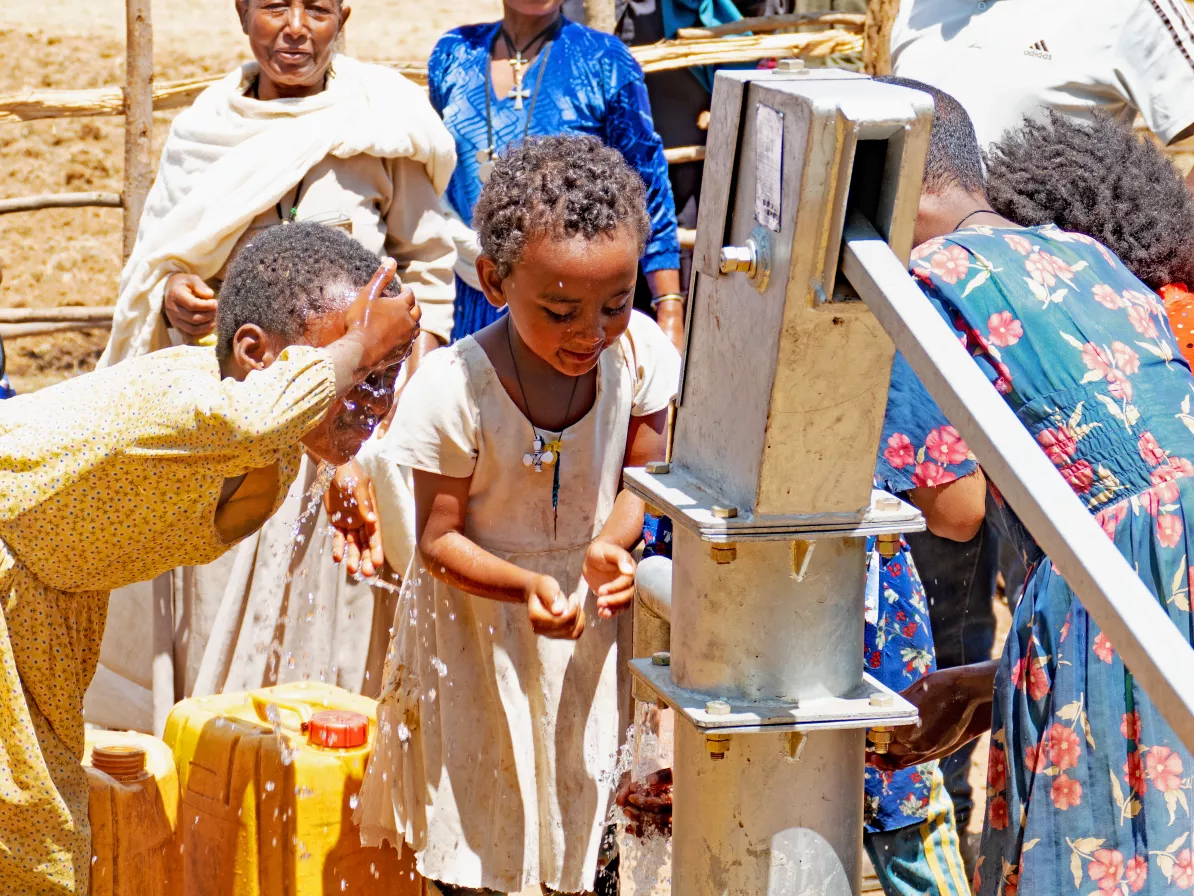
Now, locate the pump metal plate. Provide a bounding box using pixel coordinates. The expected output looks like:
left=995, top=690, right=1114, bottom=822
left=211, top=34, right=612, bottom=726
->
left=624, top=465, right=925, bottom=542
left=629, top=659, right=918, bottom=733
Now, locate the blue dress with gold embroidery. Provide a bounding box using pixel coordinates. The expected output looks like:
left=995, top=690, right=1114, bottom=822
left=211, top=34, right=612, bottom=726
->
left=428, top=16, right=680, bottom=340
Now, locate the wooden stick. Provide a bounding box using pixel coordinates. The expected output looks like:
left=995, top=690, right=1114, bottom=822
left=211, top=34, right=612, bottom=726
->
left=583, top=0, right=617, bottom=33
left=0, top=192, right=122, bottom=214
left=664, top=145, right=706, bottom=165
left=676, top=12, right=866, bottom=39
left=123, top=0, right=154, bottom=261
left=678, top=227, right=696, bottom=250
left=0, top=321, right=112, bottom=338
left=864, top=0, right=899, bottom=76
left=0, top=306, right=117, bottom=324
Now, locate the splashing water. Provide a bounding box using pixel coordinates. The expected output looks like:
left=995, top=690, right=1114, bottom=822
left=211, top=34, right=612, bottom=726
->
left=291, top=462, right=337, bottom=542
left=612, top=702, right=675, bottom=896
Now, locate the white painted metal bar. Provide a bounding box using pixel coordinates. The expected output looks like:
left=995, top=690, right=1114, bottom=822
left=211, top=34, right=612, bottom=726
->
left=842, top=211, right=1194, bottom=752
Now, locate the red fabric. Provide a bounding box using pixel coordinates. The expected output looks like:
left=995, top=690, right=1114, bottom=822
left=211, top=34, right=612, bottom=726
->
left=1161, top=283, right=1194, bottom=368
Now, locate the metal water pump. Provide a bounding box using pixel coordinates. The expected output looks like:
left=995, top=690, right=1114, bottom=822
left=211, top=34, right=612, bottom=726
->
left=625, top=69, right=936, bottom=894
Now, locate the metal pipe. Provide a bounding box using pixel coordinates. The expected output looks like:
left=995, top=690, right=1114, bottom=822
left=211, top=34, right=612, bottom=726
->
left=635, top=555, right=673, bottom=624
left=842, top=212, right=1194, bottom=753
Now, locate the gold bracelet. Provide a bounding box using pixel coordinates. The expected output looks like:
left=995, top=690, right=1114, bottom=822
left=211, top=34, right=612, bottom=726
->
left=650, top=292, right=686, bottom=310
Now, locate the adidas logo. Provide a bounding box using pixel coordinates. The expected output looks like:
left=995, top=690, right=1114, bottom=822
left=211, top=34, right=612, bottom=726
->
left=1024, top=39, right=1052, bottom=59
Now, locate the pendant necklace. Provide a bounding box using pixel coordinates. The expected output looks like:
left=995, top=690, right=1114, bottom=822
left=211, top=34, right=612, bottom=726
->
left=477, top=18, right=559, bottom=183
left=507, top=317, right=580, bottom=536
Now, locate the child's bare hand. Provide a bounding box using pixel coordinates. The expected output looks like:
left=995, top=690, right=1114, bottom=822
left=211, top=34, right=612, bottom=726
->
left=526, top=575, right=585, bottom=639
left=325, top=460, right=383, bottom=577
left=345, top=259, right=423, bottom=372
left=616, top=767, right=673, bottom=837
left=583, top=541, right=636, bottom=619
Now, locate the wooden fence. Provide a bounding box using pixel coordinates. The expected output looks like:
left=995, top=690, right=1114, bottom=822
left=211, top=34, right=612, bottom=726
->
left=0, top=2, right=881, bottom=338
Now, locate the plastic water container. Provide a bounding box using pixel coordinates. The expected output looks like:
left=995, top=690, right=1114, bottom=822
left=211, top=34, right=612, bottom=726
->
left=84, top=728, right=180, bottom=896
left=163, top=682, right=418, bottom=896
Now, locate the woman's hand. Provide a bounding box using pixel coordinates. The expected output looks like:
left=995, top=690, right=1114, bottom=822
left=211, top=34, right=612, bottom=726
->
left=583, top=540, right=636, bottom=619
left=343, top=259, right=423, bottom=372
left=617, top=767, right=673, bottom=838
left=866, top=660, right=997, bottom=771
left=325, top=459, right=383, bottom=577
left=525, top=575, right=585, bottom=639
left=163, top=273, right=218, bottom=338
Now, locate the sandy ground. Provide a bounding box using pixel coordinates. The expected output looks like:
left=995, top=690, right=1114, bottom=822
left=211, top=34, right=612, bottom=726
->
left=0, top=0, right=499, bottom=391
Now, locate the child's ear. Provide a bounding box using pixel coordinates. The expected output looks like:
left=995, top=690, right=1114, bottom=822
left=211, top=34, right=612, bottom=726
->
left=476, top=256, right=508, bottom=310
left=229, top=323, right=281, bottom=377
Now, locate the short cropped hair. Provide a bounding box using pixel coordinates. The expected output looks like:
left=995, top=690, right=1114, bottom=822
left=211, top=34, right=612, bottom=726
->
left=877, top=75, right=986, bottom=196
left=987, top=110, right=1194, bottom=290
left=472, top=135, right=651, bottom=279
left=216, top=221, right=397, bottom=362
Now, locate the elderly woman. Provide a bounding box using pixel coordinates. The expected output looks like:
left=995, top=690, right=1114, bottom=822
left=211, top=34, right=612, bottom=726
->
left=429, top=0, right=684, bottom=348
left=94, top=0, right=456, bottom=727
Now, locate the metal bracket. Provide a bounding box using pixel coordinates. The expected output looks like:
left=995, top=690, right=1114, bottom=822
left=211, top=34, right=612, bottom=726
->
left=629, top=659, right=918, bottom=733
left=623, top=465, right=925, bottom=542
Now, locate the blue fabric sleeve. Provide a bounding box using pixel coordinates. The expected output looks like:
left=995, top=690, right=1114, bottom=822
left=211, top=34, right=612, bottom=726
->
left=603, top=74, right=681, bottom=273
left=877, top=352, right=978, bottom=495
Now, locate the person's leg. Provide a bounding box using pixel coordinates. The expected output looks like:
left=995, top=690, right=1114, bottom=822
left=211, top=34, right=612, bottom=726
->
left=864, top=766, right=972, bottom=896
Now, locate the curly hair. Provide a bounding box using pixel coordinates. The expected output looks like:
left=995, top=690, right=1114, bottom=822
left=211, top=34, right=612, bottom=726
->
left=472, top=135, right=651, bottom=279
left=216, top=221, right=399, bottom=362
left=987, top=110, right=1194, bottom=289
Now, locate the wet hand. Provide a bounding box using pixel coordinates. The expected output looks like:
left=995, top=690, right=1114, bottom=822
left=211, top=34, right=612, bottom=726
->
left=344, top=258, right=422, bottom=373
left=583, top=540, right=636, bottom=618
left=325, top=460, right=383, bottom=577
left=163, top=273, right=218, bottom=337
left=526, top=575, right=585, bottom=640
left=616, top=767, right=673, bottom=837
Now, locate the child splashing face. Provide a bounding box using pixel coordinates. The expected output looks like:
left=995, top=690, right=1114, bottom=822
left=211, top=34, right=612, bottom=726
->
left=357, top=135, right=682, bottom=895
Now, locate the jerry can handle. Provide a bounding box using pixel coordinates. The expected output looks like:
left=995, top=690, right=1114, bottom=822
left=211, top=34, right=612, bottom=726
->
left=250, top=692, right=313, bottom=732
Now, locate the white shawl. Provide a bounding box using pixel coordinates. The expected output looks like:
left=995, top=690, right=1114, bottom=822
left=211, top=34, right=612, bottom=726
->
left=100, top=55, right=457, bottom=367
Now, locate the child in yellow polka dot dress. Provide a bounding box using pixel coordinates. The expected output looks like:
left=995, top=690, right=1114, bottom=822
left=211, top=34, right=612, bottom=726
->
left=0, top=223, right=421, bottom=895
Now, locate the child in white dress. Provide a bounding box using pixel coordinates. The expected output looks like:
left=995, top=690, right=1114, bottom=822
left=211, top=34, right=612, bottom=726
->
left=357, top=136, right=681, bottom=895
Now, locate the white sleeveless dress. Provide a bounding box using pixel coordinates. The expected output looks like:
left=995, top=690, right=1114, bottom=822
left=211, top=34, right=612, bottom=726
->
left=357, top=311, right=679, bottom=894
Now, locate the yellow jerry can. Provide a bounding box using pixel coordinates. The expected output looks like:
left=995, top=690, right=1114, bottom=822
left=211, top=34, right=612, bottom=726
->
left=84, top=728, right=181, bottom=896
left=163, top=682, right=417, bottom=896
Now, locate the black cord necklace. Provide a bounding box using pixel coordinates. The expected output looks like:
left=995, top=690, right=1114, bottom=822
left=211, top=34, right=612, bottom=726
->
left=952, top=208, right=993, bottom=232
left=506, top=316, right=580, bottom=537
left=499, top=17, right=559, bottom=109
left=476, top=18, right=559, bottom=182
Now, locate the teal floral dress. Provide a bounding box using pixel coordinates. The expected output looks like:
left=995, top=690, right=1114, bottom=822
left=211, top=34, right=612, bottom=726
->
left=910, top=225, right=1194, bottom=896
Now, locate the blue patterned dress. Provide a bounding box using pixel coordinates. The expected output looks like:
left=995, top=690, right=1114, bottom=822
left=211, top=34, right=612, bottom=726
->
left=909, top=224, right=1194, bottom=896
left=428, top=16, right=680, bottom=340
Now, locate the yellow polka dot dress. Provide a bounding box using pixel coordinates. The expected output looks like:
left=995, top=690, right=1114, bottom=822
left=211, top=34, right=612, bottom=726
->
left=0, top=345, right=334, bottom=894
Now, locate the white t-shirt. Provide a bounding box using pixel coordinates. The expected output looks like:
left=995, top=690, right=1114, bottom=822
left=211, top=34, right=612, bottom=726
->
left=891, top=0, right=1194, bottom=147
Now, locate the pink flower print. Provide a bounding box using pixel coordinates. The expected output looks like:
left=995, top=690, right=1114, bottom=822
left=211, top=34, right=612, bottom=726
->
left=1125, top=855, right=1148, bottom=893
left=1175, top=850, right=1194, bottom=889
left=1081, top=343, right=1113, bottom=376
left=1051, top=774, right=1083, bottom=809
left=1144, top=745, right=1184, bottom=792
left=1112, top=341, right=1140, bottom=375
left=1150, top=466, right=1182, bottom=504
left=1096, top=502, right=1128, bottom=539
left=1125, top=289, right=1165, bottom=317
left=1061, top=459, right=1095, bottom=494
left=1124, top=752, right=1147, bottom=793
left=988, top=746, right=1007, bottom=792
left=1171, top=457, right=1194, bottom=477
left=1121, top=710, right=1142, bottom=742
left=1037, top=426, right=1078, bottom=466
left=1003, top=233, right=1032, bottom=255
left=1127, top=304, right=1159, bottom=338
left=993, top=361, right=1014, bottom=395
left=987, top=311, right=1024, bottom=347
left=1093, top=283, right=1126, bottom=310
left=1088, top=849, right=1125, bottom=894
left=1157, top=513, right=1184, bottom=549
left=988, top=795, right=1008, bottom=830
left=1105, top=368, right=1134, bottom=402
left=1046, top=253, right=1075, bottom=280
left=1093, top=632, right=1115, bottom=663
left=925, top=425, right=971, bottom=465
left=1025, top=742, right=1049, bottom=773
left=1025, top=251, right=1058, bottom=286
left=1048, top=723, right=1082, bottom=770
left=1139, top=432, right=1166, bottom=467
left=911, top=462, right=958, bottom=488
left=884, top=432, right=915, bottom=469
left=1011, top=657, right=1050, bottom=701
left=930, top=245, right=971, bottom=284
left=912, top=236, right=945, bottom=260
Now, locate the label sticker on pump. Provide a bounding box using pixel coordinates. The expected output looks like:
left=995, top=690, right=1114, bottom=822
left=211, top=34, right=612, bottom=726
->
left=754, top=104, right=784, bottom=232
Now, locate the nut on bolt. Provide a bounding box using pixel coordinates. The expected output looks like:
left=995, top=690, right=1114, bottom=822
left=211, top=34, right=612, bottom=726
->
left=719, top=243, right=757, bottom=277
left=711, top=505, right=739, bottom=520
left=875, top=532, right=902, bottom=559
left=645, top=461, right=671, bottom=475
left=710, top=543, right=738, bottom=564
left=867, top=726, right=894, bottom=755
left=706, top=732, right=732, bottom=760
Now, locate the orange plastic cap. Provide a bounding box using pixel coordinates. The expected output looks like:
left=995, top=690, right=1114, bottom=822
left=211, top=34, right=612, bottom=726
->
left=307, top=710, right=369, bottom=748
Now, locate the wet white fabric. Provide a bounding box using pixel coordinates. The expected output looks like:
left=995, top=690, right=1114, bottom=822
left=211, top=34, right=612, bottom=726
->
left=357, top=311, right=680, bottom=894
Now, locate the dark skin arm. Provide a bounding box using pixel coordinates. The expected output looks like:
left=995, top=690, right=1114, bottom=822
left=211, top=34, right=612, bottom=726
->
left=867, top=659, right=998, bottom=771
left=909, top=468, right=988, bottom=542
left=645, top=269, right=685, bottom=353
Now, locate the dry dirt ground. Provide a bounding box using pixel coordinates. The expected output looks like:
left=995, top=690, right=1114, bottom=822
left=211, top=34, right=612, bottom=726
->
left=0, top=0, right=499, bottom=391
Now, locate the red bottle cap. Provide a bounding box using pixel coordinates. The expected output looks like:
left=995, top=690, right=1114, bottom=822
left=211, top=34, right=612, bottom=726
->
left=307, top=710, right=369, bottom=749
